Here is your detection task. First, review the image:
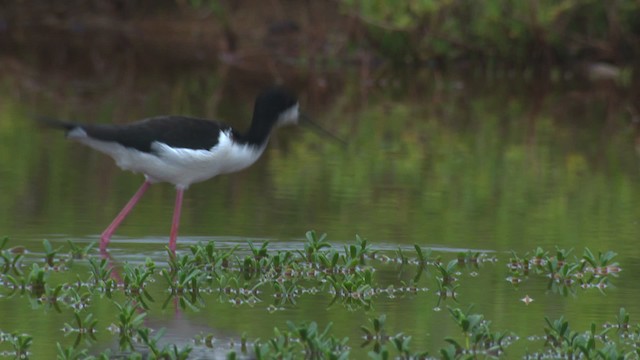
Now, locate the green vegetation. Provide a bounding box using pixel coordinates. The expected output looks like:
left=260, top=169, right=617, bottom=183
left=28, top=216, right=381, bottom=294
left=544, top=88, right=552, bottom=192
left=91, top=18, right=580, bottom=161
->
left=0, top=232, right=633, bottom=358
left=5, top=1, right=640, bottom=74
left=341, top=0, right=640, bottom=69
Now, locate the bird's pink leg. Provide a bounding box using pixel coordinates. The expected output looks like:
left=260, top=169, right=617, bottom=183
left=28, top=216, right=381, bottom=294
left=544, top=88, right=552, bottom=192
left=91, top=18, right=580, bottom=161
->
left=168, top=188, right=184, bottom=253
left=100, top=181, right=152, bottom=252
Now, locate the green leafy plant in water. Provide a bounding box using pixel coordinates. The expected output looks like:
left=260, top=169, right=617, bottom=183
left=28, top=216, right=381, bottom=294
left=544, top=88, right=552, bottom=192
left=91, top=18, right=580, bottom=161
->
left=531, top=247, right=549, bottom=266
left=165, top=251, right=204, bottom=292
left=113, top=301, right=147, bottom=351
left=361, top=314, right=389, bottom=352
left=5, top=263, right=48, bottom=298
left=254, top=326, right=294, bottom=359
left=510, top=247, right=549, bottom=273
left=0, top=236, right=24, bottom=275
left=583, top=248, right=621, bottom=276
left=397, top=278, right=422, bottom=296
left=250, top=321, right=349, bottom=360
left=241, top=241, right=274, bottom=279
left=552, top=247, right=573, bottom=267
left=122, top=259, right=156, bottom=309
left=273, top=279, right=301, bottom=306
left=37, top=283, right=64, bottom=312
left=412, top=244, right=436, bottom=282
left=388, top=333, right=429, bottom=359
left=456, top=250, right=483, bottom=267
left=527, top=308, right=640, bottom=359
left=161, top=250, right=205, bottom=310
left=435, top=259, right=459, bottom=287
left=137, top=327, right=192, bottom=360
left=42, top=239, right=63, bottom=268
left=0, top=233, right=633, bottom=358
left=217, top=273, right=241, bottom=296
left=317, top=249, right=342, bottom=275
left=344, top=235, right=373, bottom=265
left=540, top=316, right=613, bottom=359
left=546, top=260, right=583, bottom=296
left=59, top=287, right=92, bottom=313
left=394, top=247, right=411, bottom=266
left=287, top=321, right=350, bottom=360
left=62, top=311, right=98, bottom=346
left=240, top=331, right=249, bottom=354
left=190, top=241, right=237, bottom=271
left=507, top=247, right=619, bottom=296
left=66, top=240, right=95, bottom=260
left=56, top=342, right=90, bottom=360
left=414, top=245, right=434, bottom=266
left=612, top=308, right=631, bottom=333
left=327, top=269, right=374, bottom=309
left=443, top=307, right=513, bottom=359
left=362, top=314, right=429, bottom=359
left=240, top=253, right=260, bottom=279
left=8, top=332, right=33, bottom=360
left=87, top=258, right=116, bottom=297
left=435, top=282, right=459, bottom=308
left=542, top=316, right=580, bottom=356
left=249, top=241, right=270, bottom=262
left=28, top=263, right=47, bottom=297
left=368, top=333, right=428, bottom=360
left=302, top=230, right=332, bottom=263
left=269, top=249, right=293, bottom=275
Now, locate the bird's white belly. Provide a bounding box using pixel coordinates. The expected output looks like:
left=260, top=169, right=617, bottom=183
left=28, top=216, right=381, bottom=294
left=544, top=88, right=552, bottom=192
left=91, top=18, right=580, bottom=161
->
left=73, top=130, right=265, bottom=189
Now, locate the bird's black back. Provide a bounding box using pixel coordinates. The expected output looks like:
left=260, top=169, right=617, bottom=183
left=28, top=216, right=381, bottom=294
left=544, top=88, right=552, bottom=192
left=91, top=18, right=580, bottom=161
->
left=38, top=87, right=299, bottom=153
left=76, top=116, right=232, bottom=153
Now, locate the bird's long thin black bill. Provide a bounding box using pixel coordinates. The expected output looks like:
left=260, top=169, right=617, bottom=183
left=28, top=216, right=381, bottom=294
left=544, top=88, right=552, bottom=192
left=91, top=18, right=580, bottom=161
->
left=300, top=114, right=347, bottom=147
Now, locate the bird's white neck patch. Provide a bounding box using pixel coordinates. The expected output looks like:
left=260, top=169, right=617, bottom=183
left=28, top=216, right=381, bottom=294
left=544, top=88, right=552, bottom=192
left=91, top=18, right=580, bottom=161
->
left=276, top=103, right=300, bottom=127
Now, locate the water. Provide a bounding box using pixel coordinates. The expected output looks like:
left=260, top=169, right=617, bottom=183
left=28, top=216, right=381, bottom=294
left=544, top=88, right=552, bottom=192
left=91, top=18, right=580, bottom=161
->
left=2, top=58, right=640, bottom=358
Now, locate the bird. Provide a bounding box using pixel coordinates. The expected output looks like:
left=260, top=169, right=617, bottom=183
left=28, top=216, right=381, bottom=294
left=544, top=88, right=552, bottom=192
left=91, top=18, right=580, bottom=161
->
left=39, top=87, right=309, bottom=253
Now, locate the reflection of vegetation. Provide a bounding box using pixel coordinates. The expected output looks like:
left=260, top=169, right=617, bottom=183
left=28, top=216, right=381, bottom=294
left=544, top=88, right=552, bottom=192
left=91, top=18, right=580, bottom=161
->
left=1, top=71, right=637, bottom=254
left=525, top=309, right=640, bottom=359
left=15, top=305, right=640, bottom=359
left=0, top=331, right=33, bottom=360
left=507, top=247, right=620, bottom=296
left=0, top=234, right=629, bottom=358
left=268, top=84, right=637, bottom=253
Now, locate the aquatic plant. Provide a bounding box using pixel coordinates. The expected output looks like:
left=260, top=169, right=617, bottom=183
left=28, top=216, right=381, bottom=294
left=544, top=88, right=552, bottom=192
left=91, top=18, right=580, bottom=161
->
left=443, top=307, right=516, bottom=359
left=0, top=234, right=632, bottom=358
left=0, top=236, right=24, bottom=275
left=122, top=260, right=155, bottom=309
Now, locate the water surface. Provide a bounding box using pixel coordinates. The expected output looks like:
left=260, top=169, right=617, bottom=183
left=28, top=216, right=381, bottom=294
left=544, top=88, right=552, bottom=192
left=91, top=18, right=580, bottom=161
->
left=1, top=62, right=640, bottom=357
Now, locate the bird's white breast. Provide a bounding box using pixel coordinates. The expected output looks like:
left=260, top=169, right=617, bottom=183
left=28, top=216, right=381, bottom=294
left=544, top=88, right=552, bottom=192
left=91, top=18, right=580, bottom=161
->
left=71, top=129, right=266, bottom=189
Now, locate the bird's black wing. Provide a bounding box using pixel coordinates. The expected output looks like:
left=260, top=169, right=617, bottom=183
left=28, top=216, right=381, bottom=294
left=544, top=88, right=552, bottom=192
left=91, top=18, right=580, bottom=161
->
left=53, top=116, right=234, bottom=153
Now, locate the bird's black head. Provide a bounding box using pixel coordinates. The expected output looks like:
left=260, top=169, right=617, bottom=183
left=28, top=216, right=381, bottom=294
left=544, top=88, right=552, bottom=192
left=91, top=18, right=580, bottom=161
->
left=252, top=86, right=300, bottom=129
left=243, top=86, right=307, bottom=146
left=244, top=86, right=347, bottom=148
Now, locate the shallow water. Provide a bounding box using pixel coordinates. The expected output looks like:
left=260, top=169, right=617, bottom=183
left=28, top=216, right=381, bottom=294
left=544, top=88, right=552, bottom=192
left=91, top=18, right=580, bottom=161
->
left=2, top=61, right=640, bottom=357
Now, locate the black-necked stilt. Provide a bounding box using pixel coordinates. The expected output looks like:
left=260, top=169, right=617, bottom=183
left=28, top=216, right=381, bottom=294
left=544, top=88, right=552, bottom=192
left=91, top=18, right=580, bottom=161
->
left=40, top=87, right=320, bottom=253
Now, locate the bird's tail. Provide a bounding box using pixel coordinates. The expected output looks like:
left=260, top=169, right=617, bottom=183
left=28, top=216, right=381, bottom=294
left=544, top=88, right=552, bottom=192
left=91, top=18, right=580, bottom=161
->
left=33, top=116, right=78, bottom=132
